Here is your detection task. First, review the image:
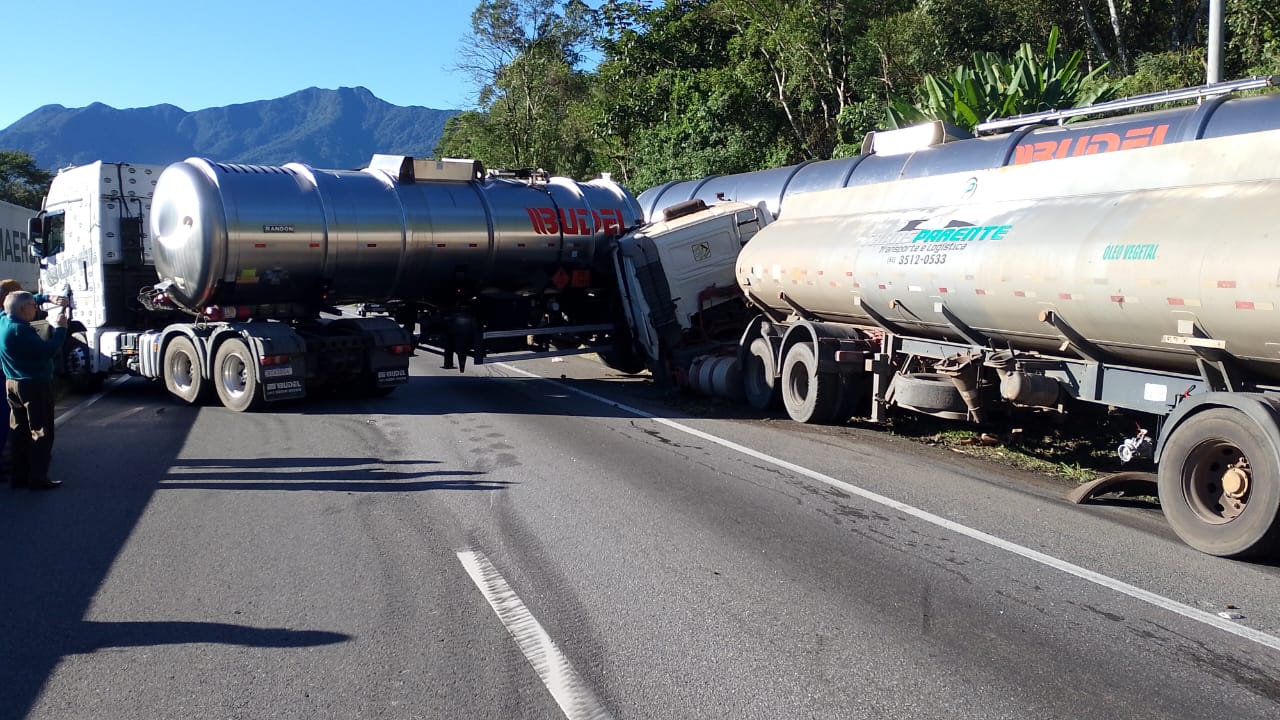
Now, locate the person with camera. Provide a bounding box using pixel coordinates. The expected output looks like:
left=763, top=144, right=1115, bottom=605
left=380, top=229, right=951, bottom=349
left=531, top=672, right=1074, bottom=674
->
left=0, top=291, right=68, bottom=490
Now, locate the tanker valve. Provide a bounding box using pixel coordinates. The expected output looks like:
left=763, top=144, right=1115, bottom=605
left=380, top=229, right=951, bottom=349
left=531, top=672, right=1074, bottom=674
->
left=1117, top=427, right=1154, bottom=464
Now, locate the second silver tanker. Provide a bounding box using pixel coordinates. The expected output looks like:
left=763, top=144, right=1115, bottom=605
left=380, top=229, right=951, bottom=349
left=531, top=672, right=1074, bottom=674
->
left=683, top=80, right=1280, bottom=559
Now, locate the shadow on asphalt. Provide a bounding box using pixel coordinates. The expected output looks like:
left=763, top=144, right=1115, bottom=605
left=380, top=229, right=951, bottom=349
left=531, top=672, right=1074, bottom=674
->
left=295, top=369, right=775, bottom=423
left=161, top=455, right=505, bottom=492
left=0, top=379, right=505, bottom=718
left=66, top=621, right=349, bottom=654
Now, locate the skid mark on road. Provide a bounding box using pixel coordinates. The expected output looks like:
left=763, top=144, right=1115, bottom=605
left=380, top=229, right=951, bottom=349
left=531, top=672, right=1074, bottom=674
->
left=497, top=362, right=1280, bottom=655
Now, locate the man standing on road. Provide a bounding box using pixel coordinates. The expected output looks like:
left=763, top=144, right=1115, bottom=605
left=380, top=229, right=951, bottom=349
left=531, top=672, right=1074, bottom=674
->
left=0, top=291, right=68, bottom=490
left=0, top=280, right=68, bottom=485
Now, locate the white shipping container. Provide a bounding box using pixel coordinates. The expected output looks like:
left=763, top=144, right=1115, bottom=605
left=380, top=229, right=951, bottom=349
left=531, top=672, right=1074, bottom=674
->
left=0, top=199, right=40, bottom=290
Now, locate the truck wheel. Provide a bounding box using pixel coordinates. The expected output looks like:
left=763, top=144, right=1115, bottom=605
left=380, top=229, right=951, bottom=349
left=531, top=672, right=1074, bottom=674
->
left=163, top=336, right=207, bottom=405
left=742, top=338, right=780, bottom=410
left=213, top=338, right=264, bottom=412
left=1157, top=408, right=1280, bottom=558
left=64, top=332, right=105, bottom=394
left=599, top=343, right=647, bottom=375
left=781, top=342, right=840, bottom=424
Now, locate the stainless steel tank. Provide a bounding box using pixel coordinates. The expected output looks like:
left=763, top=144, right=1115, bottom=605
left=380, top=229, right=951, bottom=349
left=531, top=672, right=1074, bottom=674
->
left=639, top=92, right=1280, bottom=223
left=149, top=157, right=642, bottom=310
left=736, top=127, right=1280, bottom=384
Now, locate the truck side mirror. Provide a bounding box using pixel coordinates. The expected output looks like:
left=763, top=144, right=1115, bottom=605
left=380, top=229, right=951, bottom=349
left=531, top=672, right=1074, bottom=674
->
left=28, top=216, right=45, bottom=258
left=28, top=211, right=65, bottom=259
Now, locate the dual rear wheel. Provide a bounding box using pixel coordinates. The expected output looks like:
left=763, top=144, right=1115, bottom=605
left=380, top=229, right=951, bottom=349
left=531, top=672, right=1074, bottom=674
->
left=213, top=339, right=262, bottom=412
left=162, top=337, right=262, bottom=412
left=743, top=338, right=851, bottom=425
left=780, top=343, right=842, bottom=424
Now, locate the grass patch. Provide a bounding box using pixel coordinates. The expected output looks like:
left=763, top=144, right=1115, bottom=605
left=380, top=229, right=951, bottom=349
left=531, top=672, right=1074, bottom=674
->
left=880, top=403, right=1148, bottom=484
left=659, top=381, right=1151, bottom=486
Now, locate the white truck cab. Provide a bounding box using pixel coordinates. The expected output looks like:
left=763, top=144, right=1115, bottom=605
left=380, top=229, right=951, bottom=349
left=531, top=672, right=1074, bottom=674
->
left=30, top=162, right=170, bottom=391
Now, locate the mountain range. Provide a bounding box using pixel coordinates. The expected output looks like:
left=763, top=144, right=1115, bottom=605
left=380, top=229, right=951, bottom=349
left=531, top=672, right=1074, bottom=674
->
left=0, top=87, right=460, bottom=171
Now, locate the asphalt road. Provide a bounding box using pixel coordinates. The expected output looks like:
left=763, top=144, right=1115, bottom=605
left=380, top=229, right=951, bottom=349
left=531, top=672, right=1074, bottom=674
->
left=2, top=350, right=1278, bottom=719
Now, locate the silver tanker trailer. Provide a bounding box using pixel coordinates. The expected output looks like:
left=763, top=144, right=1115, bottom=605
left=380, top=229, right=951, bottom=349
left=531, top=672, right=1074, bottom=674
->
left=26, top=156, right=652, bottom=410
left=30, top=153, right=758, bottom=412
left=137, top=153, right=769, bottom=390
left=28, top=160, right=418, bottom=410
left=145, top=155, right=647, bottom=373
left=642, top=78, right=1280, bottom=558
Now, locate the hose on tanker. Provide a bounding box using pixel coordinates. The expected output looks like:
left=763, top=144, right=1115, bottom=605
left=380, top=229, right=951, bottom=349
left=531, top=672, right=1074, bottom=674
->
left=138, top=283, right=198, bottom=317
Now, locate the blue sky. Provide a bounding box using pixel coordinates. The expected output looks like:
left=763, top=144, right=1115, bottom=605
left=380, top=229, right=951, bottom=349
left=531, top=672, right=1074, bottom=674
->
left=1, top=0, right=497, bottom=129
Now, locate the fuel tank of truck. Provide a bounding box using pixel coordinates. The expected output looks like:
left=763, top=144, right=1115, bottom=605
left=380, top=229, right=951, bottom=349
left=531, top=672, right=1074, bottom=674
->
left=149, top=156, right=642, bottom=311
left=736, top=127, right=1280, bottom=384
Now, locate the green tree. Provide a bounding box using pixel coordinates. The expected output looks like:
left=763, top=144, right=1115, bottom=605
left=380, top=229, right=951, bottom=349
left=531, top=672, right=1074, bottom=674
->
left=836, top=4, right=948, bottom=149
left=438, top=0, right=600, bottom=175
left=1228, top=0, right=1280, bottom=75
left=887, top=27, right=1117, bottom=133
left=0, top=151, right=51, bottom=209
left=711, top=0, right=866, bottom=159
left=591, top=0, right=790, bottom=187
left=456, top=0, right=594, bottom=91
left=1113, top=50, right=1206, bottom=98
left=439, top=0, right=1280, bottom=188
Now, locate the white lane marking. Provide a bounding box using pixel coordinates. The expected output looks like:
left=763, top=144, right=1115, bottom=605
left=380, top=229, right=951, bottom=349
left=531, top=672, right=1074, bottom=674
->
left=496, top=362, right=1280, bottom=654
left=54, top=375, right=131, bottom=428
left=457, top=549, right=614, bottom=720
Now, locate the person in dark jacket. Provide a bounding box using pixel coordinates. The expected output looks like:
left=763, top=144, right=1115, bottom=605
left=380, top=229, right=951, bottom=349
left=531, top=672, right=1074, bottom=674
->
left=0, top=280, right=67, bottom=485
left=0, top=291, right=68, bottom=489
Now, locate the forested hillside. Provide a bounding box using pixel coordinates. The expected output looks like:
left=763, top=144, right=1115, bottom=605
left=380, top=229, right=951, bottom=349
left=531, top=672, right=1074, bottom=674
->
left=436, top=0, right=1280, bottom=188
left=0, top=87, right=457, bottom=171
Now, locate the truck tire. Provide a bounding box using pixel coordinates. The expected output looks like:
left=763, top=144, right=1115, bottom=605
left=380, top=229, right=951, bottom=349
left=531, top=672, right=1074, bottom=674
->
left=891, top=373, right=966, bottom=415
left=781, top=342, right=840, bottom=424
left=742, top=337, right=780, bottom=410
left=1157, top=408, right=1280, bottom=558
left=163, top=336, right=207, bottom=405
left=599, top=342, right=647, bottom=375
left=213, top=338, right=264, bottom=412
